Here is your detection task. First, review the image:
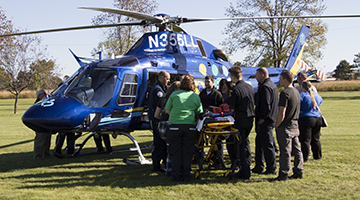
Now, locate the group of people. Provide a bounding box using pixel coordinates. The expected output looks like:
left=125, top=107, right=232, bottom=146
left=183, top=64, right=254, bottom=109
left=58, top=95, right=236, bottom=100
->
left=33, top=67, right=324, bottom=183
left=148, top=67, right=324, bottom=182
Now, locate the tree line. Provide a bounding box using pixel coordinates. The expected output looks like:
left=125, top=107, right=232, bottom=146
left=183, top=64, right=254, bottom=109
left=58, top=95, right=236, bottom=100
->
left=331, top=53, right=360, bottom=80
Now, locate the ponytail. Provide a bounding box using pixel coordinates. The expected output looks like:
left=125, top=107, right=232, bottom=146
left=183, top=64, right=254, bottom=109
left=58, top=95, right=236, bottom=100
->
left=302, top=81, right=316, bottom=110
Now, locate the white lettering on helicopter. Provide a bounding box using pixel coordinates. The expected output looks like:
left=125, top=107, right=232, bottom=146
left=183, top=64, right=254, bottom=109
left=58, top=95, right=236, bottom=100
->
left=40, top=99, right=55, bottom=107
left=148, top=33, right=199, bottom=49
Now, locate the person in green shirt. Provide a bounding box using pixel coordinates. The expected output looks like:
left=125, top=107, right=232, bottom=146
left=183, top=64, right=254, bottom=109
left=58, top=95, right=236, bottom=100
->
left=165, top=74, right=203, bottom=182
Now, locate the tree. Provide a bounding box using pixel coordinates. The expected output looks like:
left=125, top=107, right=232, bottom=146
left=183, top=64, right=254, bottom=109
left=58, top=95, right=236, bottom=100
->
left=333, top=60, right=353, bottom=80
left=353, top=53, right=360, bottom=79
left=91, top=0, right=158, bottom=58
left=0, top=8, right=51, bottom=113
left=30, top=59, right=62, bottom=90
left=223, top=0, right=327, bottom=68
left=0, top=34, right=49, bottom=114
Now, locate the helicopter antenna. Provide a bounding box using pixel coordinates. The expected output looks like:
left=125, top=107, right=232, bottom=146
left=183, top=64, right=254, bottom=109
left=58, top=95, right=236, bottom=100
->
left=96, top=51, right=102, bottom=61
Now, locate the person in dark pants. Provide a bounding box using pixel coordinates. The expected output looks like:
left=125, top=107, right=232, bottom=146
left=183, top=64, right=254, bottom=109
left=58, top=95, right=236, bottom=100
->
left=154, top=81, right=181, bottom=177
left=227, top=66, right=255, bottom=180
left=148, top=71, right=170, bottom=172
left=54, top=132, right=75, bottom=157
left=274, top=70, right=303, bottom=181
left=33, top=89, right=52, bottom=160
left=199, top=75, right=224, bottom=167
left=299, top=80, right=323, bottom=162
left=165, top=75, right=203, bottom=182
left=252, top=67, right=278, bottom=175
left=93, top=133, right=113, bottom=154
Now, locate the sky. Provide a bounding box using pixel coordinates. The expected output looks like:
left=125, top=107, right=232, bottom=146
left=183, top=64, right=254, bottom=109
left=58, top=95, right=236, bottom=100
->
left=1, top=0, right=360, bottom=77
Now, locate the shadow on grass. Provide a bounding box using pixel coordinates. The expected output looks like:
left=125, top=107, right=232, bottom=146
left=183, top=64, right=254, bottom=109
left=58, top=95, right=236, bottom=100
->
left=0, top=139, right=34, bottom=149
left=0, top=141, right=153, bottom=172
left=0, top=140, right=272, bottom=189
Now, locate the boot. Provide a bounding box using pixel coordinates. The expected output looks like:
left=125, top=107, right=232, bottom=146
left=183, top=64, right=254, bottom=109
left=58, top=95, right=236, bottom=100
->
left=273, top=172, right=288, bottom=181
left=289, top=170, right=303, bottom=179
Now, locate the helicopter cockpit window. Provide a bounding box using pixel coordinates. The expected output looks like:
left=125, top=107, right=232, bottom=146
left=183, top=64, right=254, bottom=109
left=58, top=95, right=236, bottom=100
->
left=66, top=68, right=117, bottom=107
left=117, top=74, right=138, bottom=105
left=196, top=39, right=207, bottom=58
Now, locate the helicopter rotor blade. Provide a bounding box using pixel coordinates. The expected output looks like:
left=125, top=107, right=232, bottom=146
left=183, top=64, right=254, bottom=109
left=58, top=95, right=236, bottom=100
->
left=1, top=5, right=360, bottom=38
left=79, top=7, right=163, bottom=24
left=180, top=14, right=360, bottom=23
left=0, top=21, right=146, bottom=37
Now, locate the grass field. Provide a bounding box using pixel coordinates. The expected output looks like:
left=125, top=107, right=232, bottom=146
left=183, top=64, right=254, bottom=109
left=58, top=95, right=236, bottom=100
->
left=0, top=91, right=359, bottom=199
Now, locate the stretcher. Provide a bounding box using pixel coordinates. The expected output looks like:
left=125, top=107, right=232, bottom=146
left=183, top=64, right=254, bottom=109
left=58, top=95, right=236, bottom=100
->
left=193, top=113, right=241, bottom=179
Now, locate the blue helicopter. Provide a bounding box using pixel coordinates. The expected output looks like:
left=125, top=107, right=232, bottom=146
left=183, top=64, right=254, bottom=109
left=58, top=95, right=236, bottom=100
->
left=1, top=7, right=353, bottom=163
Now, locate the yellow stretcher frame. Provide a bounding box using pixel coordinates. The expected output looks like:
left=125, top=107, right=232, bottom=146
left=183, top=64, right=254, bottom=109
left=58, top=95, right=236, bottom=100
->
left=193, top=120, right=241, bottom=180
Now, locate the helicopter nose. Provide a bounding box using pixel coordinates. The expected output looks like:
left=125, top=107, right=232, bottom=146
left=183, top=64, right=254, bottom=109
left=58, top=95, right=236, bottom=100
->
left=22, top=97, right=90, bottom=133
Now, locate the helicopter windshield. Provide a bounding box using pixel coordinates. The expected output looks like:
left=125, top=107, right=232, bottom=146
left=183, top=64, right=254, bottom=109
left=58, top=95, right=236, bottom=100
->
left=51, top=67, right=84, bottom=96
left=65, top=68, right=117, bottom=107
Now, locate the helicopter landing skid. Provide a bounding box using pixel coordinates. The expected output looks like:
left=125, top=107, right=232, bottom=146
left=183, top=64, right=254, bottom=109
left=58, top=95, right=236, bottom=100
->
left=118, top=132, right=152, bottom=165
left=70, top=132, right=152, bottom=165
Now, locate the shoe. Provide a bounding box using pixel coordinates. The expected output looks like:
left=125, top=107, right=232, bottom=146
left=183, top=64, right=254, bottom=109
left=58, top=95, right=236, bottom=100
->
left=251, top=167, right=263, bottom=174
left=33, top=156, right=42, bottom=160
left=263, top=170, right=276, bottom=175
left=272, top=172, right=288, bottom=181
left=289, top=171, right=303, bottom=179
left=234, top=172, right=250, bottom=180
left=53, top=151, right=65, bottom=158
left=289, top=174, right=303, bottom=179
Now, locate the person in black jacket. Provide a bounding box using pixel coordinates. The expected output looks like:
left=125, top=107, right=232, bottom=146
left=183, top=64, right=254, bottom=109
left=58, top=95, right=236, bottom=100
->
left=227, top=66, right=255, bottom=180
left=148, top=71, right=170, bottom=172
left=252, top=67, right=278, bottom=175
left=199, top=75, right=223, bottom=112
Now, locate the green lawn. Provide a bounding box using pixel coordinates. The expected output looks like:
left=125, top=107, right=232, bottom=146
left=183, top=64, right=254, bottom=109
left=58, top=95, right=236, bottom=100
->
left=0, top=91, right=359, bottom=199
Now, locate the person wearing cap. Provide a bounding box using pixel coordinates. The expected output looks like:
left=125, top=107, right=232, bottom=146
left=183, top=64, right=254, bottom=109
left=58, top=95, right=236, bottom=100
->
left=33, top=89, right=52, bottom=160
